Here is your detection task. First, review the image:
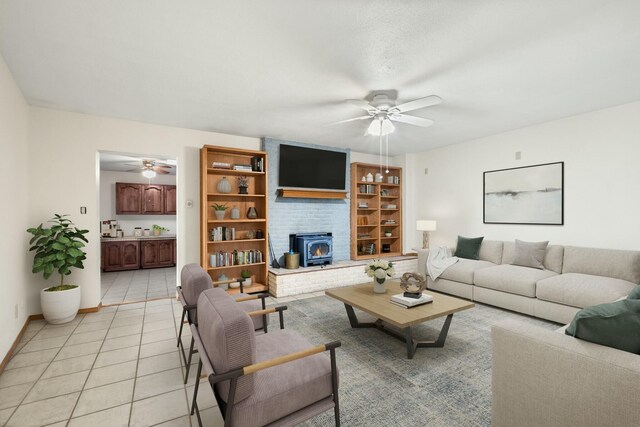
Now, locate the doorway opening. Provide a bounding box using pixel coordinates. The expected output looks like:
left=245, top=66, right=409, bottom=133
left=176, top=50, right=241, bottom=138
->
left=98, top=152, right=178, bottom=305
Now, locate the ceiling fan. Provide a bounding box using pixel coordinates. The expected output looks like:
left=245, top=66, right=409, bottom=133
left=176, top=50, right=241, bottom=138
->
left=335, top=92, right=443, bottom=136
left=126, top=159, right=173, bottom=177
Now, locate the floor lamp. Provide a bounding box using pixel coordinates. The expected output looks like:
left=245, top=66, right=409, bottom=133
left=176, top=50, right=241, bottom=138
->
left=416, top=220, right=437, bottom=249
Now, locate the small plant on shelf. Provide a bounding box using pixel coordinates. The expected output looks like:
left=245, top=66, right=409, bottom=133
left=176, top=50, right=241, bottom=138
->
left=212, top=203, right=228, bottom=220
left=236, top=176, right=249, bottom=194
left=384, top=229, right=393, bottom=237
left=240, top=269, right=252, bottom=286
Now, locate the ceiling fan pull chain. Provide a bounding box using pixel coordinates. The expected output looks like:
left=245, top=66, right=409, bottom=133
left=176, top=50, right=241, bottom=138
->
left=379, top=132, right=383, bottom=174
left=385, top=134, right=389, bottom=173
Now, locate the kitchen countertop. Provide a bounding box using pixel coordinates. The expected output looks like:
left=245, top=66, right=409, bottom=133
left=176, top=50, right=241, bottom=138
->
left=101, top=234, right=177, bottom=242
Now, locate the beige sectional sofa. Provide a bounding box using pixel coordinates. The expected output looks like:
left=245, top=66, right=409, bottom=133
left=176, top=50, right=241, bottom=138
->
left=417, top=240, right=640, bottom=323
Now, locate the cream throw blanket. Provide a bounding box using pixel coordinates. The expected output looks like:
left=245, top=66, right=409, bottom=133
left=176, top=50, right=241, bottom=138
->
left=427, top=246, right=458, bottom=280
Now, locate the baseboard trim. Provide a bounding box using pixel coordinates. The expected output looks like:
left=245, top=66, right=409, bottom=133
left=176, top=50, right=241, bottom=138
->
left=0, top=304, right=102, bottom=375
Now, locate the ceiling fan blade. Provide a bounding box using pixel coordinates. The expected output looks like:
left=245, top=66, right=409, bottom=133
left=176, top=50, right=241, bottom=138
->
left=155, top=169, right=170, bottom=174
left=389, top=114, right=434, bottom=127
left=330, top=115, right=372, bottom=125
left=346, top=99, right=376, bottom=112
left=126, top=168, right=142, bottom=172
left=393, top=95, right=442, bottom=113
left=154, top=165, right=172, bottom=169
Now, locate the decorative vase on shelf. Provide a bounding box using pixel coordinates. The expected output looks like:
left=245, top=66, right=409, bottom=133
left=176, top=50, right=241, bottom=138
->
left=373, top=277, right=387, bottom=294
left=217, top=177, right=232, bottom=194
left=238, top=186, right=248, bottom=195
left=366, top=173, right=374, bottom=182
left=230, top=206, right=240, bottom=219
left=375, top=172, right=383, bottom=182
left=247, top=207, right=258, bottom=219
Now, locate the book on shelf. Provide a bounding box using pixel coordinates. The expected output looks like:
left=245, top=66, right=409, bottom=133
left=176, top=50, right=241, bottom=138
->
left=391, top=293, right=433, bottom=308
left=359, top=184, right=376, bottom=194
left=250, top=156, right=264, bottom=172
left=209, top=226, right=236, bottom=241
left=233, top=164, right=253, bottom=171
left=212, top=162, right=232, bottom=169
left=209, top=249, right=264, bottom=267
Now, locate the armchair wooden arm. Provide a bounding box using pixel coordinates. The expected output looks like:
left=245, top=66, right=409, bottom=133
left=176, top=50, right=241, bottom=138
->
left=247, top=305, right=287, bottom=331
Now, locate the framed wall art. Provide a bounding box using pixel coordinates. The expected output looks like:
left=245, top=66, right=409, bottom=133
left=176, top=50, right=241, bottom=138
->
left=483, top=162, right=564, bottom=225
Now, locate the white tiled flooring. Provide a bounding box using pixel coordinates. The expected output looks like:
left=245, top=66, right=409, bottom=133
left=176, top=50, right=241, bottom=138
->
left=1, top=298, right=219, bottom=427
left=101, top=268, right=177, bottom=305
left=1, top=292, right=325, bottom=426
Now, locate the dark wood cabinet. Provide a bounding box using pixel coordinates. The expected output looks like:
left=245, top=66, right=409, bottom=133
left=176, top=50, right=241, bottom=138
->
left=164, top=185, right=177, bottom=214
left=116, top=183, right=142, bottom=214
left=142, top=185, right=164, bottom=214
left=116, top=182, right=176, bottom=215
left=101, top=241, right=140, bottom=271
left=140, top=239, right=175, bottom=268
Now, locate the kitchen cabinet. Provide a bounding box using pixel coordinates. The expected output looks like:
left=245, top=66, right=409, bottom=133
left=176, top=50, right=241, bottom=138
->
left=116, top=183, right=142, bottom=214
left=101, top=241, right=140, bottom=271
left=141, top=239, right=175, bottom=268
left=142, top=185, right=164, bottom=214
left=164, top=185, right=177, bottom=214
left=115, top=183, right=176, bottom=215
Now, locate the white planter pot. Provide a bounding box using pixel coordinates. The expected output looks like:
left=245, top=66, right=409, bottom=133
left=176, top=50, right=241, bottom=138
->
left=40, top=285, right=81, bottom=324
left=214, top=210, right=225, bottom=220
left=243, top=278, right=252, bottom=286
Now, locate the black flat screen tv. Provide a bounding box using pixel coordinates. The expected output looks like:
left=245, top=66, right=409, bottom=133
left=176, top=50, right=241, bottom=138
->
left=278, top=144, right=347, bottom=190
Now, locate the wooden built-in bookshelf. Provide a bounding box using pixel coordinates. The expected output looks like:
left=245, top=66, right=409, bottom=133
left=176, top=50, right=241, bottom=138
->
left=350, top=162, right=403, bottom=260
left=200, top=145, right=269, bottom=294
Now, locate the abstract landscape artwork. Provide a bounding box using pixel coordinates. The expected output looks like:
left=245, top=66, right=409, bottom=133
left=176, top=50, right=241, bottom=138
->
left=483, top=162, right=564, bottom=225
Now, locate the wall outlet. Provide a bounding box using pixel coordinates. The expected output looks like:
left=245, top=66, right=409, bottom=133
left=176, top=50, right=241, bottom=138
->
left=515, top=151, right=522, bottom=160
left=14, top=304, right=18, bottom=320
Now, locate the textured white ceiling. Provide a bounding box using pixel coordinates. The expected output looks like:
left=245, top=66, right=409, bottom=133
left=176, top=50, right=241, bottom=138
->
left=100, top=153, right=176, bottom=175
left=2, top=1, right=640, bottom=155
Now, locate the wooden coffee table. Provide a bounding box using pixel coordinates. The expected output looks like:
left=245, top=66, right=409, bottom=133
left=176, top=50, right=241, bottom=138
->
left=325, top=281, right=474, bottom=358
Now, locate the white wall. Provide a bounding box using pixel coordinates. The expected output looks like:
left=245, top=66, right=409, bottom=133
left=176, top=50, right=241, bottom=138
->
left=29, top=108, right=260, bottom=309
left=411, top=101, right=640, bottom=251
left=0, top=54, right=31, bottom=359
left=100, top=170, right=176, bottom=235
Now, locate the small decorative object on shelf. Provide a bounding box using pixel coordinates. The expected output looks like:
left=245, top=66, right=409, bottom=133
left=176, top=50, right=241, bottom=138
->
left=255, top=229, right=264, bottom=239
left=384, top=229, right=392, bottom=237
left=230, top=206, right=240, bottom=219
left=366, top=172, right=374, bottom=182
left=236, top=175, right=249, bottom=194
left=400, top=272, right=426, bottom=298
left=361, top=175, right=366, bottom=182
left=217, top=177, right=232, bottom=193
left=245, top=230, right=256, bottom=239
left=375, top=172, right=383, bottom=182
left=365, top=259, right=395, bottom=294
left=212, top=203, right=228, bottom=220
left=247, top=206, right=258, bottom=219
left=152, top=224, right=169, bottom=236
left=241, top=269, right=252, bottom=286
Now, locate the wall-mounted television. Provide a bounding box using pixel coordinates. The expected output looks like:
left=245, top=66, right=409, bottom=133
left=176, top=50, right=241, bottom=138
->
left=278, top=144, right=347, bottom=190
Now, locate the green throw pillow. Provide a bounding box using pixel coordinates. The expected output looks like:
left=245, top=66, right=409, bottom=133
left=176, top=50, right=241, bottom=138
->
left=627, top=286, right=640, bottom=300
left=565, top=299, right=640, bottom=354
left=454, top=236, right=484, bottom=260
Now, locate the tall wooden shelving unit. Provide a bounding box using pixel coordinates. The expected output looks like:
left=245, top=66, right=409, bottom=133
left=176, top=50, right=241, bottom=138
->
left=350, top=162, right=403, bottom=260
left=200, top=145, right=268, bottom=294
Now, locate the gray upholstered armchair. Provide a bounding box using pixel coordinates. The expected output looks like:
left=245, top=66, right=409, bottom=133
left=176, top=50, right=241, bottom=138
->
left=191, top=288, right=341, bottom=427
left=177, top=263, right=272, bottom=383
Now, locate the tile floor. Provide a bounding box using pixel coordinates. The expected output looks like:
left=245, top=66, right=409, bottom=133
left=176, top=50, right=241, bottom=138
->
left=101, top=268, right=177, bottom=305
left=1, top=292, right=325, bottom=426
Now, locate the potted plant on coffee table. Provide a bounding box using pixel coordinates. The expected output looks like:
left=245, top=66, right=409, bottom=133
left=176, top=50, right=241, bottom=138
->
left=27, top=214, right=89, bottom=324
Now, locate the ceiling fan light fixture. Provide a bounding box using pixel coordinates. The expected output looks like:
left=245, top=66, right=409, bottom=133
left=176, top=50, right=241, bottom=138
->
left=142, top=169, right=156, bottom=178
left=366, top=118, right=394, bottom=136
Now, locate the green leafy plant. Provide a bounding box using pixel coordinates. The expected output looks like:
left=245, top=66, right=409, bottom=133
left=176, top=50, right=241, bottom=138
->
left=211, top=203, right=228, bottom=211
left=240, top=269, right=251, bottom=279
left=27, top=214, right=89, bottom=291
left=152, top=224, right=169, bottom=231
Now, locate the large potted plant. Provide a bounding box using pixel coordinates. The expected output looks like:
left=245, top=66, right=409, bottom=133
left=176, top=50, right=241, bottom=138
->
left=27, top=214, right=89, bottom=324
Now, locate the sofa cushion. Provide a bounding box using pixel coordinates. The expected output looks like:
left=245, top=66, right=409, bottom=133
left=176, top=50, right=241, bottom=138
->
left=628, top=286, right=640, bottom=299
left=231, top=330, right=334, bottom=427
left=565, top=299, right=640, bottom=354
left=198, top=288, right=255, bottom=403
left=512, top=239, right=549, bottom=269
left=440, top=259, right=495, bottom=285
left=502, top=242, right=564, bottom=273
left=536, top=273, right=637, bottom=309
left=474, top=264, right=557, bottom=297
left=562, top=246, right=640, bottom=284
left=478, top=240, right=504, bottom=264
left=454, top=236, right=484, bottom=260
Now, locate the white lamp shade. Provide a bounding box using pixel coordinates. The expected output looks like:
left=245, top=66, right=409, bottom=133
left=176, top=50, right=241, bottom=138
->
left=416, top=220, right=436, bottom=231
left=142, top=169, right=156, bottom=178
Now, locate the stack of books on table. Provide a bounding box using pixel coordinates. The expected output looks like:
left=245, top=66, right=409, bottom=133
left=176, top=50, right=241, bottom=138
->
left=390, top=293, right=433, bottom=309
